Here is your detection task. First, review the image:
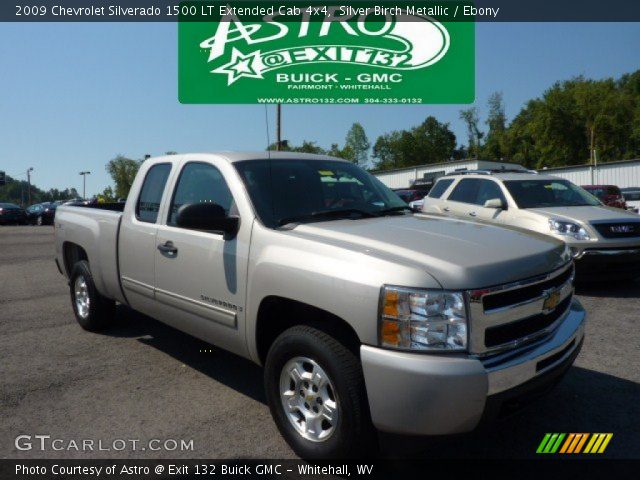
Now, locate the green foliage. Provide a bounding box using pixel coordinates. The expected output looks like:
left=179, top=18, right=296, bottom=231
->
left=106, top=155, right=142, bottom=199
left=344, top=123, right=370, bottom=166
left=372, top=116, right=457, bottom=170
left=459, top=107, right=484, bottom=159
left=99, top=186, right=116, bottom=202
left=502, top=73, right=640, bottom=168
left=0, top=174, right=79, bottom=206
left=483, top=92, right=507, bottom=161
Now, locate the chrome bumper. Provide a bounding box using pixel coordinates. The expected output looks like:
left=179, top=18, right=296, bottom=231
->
left=574, top=248, right=640, bottom=259
left=361, top=298, right=586, bottom=436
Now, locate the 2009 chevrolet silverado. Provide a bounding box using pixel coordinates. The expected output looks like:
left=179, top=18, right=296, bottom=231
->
left=54, top=152, right=586, bottom=458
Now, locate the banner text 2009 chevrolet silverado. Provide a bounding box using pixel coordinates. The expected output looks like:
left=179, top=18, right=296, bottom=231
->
left=54, top=153, right=586, bottom=458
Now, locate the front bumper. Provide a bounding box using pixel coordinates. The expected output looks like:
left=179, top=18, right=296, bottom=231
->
left=573, top=247, right=640, bottom=279
left=361, top=298, right=586, bottom=436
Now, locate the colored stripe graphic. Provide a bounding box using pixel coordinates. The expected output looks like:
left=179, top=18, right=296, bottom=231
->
left=538, top=433, right=612, bottom=454
left=536, top=433, right=552, bottom=453
left=574, top=433, right=589, bottom=453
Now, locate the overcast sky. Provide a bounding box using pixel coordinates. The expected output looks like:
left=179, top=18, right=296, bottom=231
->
left=1, top=22, right=639, bottom=195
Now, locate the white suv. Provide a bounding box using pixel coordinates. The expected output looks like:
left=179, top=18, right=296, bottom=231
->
left=422, top=170, right=640, bottom=281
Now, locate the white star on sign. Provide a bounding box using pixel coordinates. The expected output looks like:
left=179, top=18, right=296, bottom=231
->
left=212, top=48, right=263, bottom=85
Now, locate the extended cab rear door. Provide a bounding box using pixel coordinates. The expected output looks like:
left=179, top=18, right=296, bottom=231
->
left=152, top=157, right=251, bottom=357
left=119, top=161, right=174, bottom=313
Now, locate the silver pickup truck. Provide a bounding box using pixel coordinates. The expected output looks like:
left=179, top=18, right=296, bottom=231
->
left=54, top=152, right=586, bottom=458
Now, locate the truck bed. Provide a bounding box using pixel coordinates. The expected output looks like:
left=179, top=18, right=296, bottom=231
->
left=55, top=205, right=126, bottom=304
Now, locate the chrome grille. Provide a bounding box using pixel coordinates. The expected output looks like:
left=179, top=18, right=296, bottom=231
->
left=467, top=262, right=574, bottom=355
left=591, top=221, right=640, bottom=239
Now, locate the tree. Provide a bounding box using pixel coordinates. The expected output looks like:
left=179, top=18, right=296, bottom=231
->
left=459, top=107, right=483, bottom=159
left=483, top=92, right=507, bottom=160
left=99, top=186, right=116, bottom=202
left=372, top=116, right=456, bottom=170
left=106, top=155, right=142, bottom=199
left=0, top=175, right=79, bottom=205
left=344, top=123, right=370, bottom=166
left=327, top=143, right=355, bottom=161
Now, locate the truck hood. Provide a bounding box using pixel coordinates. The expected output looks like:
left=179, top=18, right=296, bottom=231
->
left=291, top=214, right=569, bottom=289
left=527, top=205, right=640, bottom=224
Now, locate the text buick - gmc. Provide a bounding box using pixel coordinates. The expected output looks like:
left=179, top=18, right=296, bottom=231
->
left=54, top=152, right=586, bottom=458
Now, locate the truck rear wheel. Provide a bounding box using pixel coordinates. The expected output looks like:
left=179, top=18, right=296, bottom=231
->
left=264, top=325, right=375, bottom=459
left=69, top=260, right=115, bottom=331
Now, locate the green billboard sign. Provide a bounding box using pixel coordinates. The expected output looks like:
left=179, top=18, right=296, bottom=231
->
left=179, top=2, right=475, bottom=104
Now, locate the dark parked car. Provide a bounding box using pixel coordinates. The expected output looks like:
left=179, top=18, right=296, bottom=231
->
left=582, top=185, right=627, bottom=210
left=26, top=202, right=57, bottom=225
left=393, top=189, right=426, bottom=203
left=0, top=203, right=27, bottom=225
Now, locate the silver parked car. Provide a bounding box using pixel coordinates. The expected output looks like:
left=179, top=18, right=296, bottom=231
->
left=423, top=169, right=640, bottom=281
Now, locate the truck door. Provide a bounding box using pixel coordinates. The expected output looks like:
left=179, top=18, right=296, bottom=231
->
left=119, top=162, right=173, bottom=314
left=153, top=159, right=249, bottom=357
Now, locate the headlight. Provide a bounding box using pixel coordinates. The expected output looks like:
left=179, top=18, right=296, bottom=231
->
left=548, top=219, right=590, bottom=240
left=379, top=286, right=467, bottom=351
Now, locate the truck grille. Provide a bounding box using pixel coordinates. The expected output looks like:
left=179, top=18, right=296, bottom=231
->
left=485, top=296, right=571, bottom=348
left=592, top=222, right=640, bottom=238
left=468, top=263, right=574, bottom=355
left=482, top=266, right=573, bottom=311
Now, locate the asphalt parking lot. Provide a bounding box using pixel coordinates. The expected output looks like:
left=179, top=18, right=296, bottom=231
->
left=1, top=226, right=639, bottom=459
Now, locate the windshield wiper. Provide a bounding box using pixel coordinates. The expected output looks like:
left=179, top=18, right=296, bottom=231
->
left=377, top=205, right=414, bottom=216
left=278, top=208, right=379, bottom=227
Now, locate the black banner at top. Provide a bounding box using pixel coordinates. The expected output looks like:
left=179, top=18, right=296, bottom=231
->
left=5, top=0, right=640, bottom=22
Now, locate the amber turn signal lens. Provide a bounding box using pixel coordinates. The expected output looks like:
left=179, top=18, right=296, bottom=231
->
left=381, top=319, right=400, bottom=346
left=383, top=290, right=399, bottom=317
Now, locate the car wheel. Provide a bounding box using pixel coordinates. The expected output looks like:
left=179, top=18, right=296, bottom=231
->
left=36, top=215, right=43, bottom=226
left=264, top=325, right=375, bottom=459
left=69, top=260, right=115, bottom=331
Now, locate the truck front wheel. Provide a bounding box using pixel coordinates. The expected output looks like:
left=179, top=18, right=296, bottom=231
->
left=69, top=260, right=115, bottom=331
left=264, top=325, right=375, bottom=459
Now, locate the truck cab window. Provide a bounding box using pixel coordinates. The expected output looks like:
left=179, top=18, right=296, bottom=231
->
left=136, top=163, right=171, bottom=223
left=169, top=162, right=234, bottom=226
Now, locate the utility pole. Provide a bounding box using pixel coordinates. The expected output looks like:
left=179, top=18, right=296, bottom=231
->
left=276, top=103, right=282, bottom=151
left=27, top=167, right=34, bottom=205
left=79, top=171, right=91, bottom=200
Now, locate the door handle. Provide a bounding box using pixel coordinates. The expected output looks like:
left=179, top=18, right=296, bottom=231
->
left=443, top=207, right=450, bottom=212
left=157, top=241, right=178, bottom=256
left=469, top=211, right=477, bottom=217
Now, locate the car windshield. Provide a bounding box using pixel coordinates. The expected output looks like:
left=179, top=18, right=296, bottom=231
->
left=0, top=203, right=20, bottom=209
left=504, top=179, right=601, bottom=208
left=234, top=159, right=408, bottom=228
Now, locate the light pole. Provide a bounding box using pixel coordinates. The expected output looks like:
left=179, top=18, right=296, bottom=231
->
left=79, top=171, right=91, bottom=200
left=27, top=167, right=34, bottom=205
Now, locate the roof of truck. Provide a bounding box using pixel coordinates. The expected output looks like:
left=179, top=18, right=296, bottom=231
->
left=149, top=152, right=349, bottom=164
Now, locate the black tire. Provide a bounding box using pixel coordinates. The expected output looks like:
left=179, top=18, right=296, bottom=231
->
left=264, top=325, right=376, bottom=459
left=69, top=260, right=115, bottom=331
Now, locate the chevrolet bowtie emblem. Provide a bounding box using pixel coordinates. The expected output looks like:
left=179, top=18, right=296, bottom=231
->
left=543, top=288, right=561, bottom=312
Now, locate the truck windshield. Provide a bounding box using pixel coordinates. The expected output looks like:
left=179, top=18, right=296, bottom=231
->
left=234, top=159, right=408, bottom=228
left=504, top=179, right=601, bottom=208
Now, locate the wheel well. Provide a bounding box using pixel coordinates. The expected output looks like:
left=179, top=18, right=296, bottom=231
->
left=255, top=296, right=361, bottom=364
left=63, top=242, right=88, bottom=277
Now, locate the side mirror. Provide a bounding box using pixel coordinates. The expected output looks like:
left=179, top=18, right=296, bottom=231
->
left=176, top=202, right=239, bottom=238
left=484, top=198, right=507, bottom=210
